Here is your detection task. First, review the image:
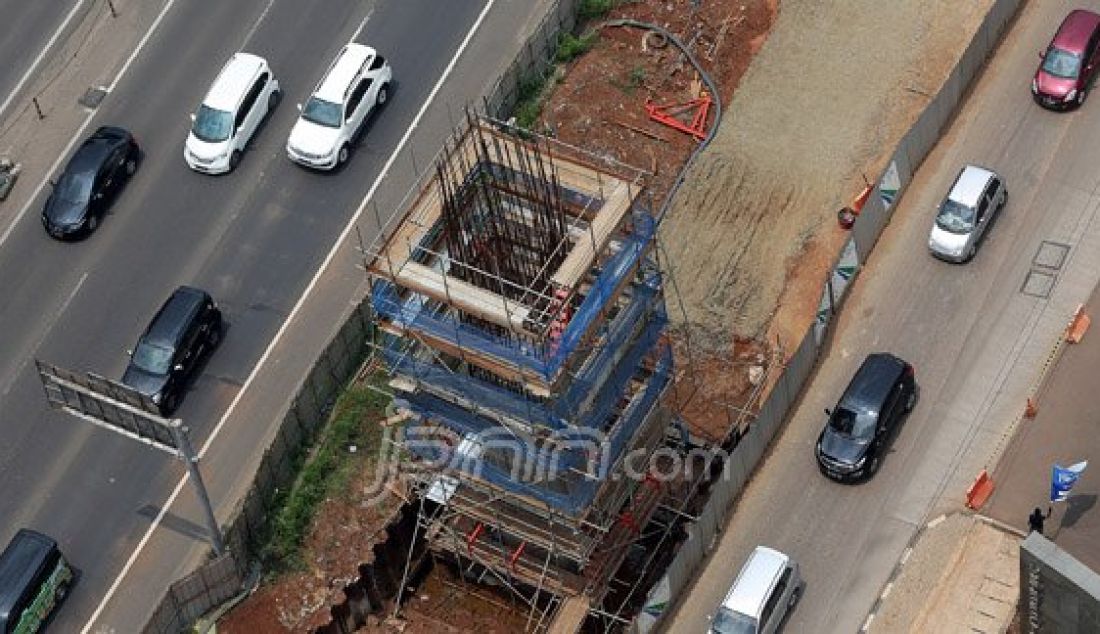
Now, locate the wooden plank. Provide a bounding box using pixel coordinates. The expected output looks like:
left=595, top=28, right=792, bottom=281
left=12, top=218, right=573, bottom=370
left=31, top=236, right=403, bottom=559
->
left=377, top=319, right=554, bottom=397
left=384, top=261, right=532, bottom=332
left=551, top=180, right=632, bottom=288
left=547, top=596, right=590, bottom=634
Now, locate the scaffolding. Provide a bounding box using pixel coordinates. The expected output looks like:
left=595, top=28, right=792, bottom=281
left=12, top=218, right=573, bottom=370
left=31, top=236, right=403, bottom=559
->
left=362, top=113, right=707, bottom=632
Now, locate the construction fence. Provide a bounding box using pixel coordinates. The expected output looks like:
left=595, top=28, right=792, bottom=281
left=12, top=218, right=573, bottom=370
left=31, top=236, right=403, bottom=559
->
left=633, top=0, right=1024, bottom=630
left=482, top=0, right=581, bottom=118
left=142, top=302, right=376, bottom=634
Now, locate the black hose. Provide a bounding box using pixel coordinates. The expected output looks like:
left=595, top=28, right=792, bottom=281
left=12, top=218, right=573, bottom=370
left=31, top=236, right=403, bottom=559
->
left=595, top=18, right=724, bottom=223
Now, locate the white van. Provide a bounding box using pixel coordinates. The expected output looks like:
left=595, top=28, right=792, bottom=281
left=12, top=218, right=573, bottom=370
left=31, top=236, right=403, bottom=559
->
left=185, top=53, right=280, bottom=174
left=709, top=546, right=801, bottom=634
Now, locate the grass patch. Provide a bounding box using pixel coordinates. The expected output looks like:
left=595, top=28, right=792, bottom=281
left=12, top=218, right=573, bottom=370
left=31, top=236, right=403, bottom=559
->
left=556, top=32, right=598, bottom=63
left=579, top=0, right=616, bottom=20
left=514, top=72, right=550, bottom=129
left=260, top=371, right=390, bottom=573
left=610, top=66, right=647, bottom=95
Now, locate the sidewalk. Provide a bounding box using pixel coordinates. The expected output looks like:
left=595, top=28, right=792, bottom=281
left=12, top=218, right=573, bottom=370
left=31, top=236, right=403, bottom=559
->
left=866, top=513, right=1021, bottom=634
left=985, top=281, right=1100, bottom=573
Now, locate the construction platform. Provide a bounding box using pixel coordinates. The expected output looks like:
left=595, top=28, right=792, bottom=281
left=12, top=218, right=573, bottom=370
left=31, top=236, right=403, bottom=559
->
left=363, top=114, right=697, bottom=632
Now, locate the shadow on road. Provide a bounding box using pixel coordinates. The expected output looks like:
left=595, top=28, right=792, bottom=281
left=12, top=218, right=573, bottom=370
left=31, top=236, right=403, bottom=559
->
left=137, top=504, right=210, bottom=544
left=1059, top=494, right=1097, bottom=530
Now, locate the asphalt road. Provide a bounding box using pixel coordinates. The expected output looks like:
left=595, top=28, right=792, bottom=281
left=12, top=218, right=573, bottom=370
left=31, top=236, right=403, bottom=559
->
left=0, top=0, right=525, bottom=629
left=667, top=1, right=1100, bottom=632
left=0, top=0, right=88, bottom=121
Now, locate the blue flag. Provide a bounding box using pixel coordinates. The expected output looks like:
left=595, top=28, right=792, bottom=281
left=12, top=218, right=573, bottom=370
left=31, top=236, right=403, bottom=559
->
left=1051, top=461, right=1088, bottom=503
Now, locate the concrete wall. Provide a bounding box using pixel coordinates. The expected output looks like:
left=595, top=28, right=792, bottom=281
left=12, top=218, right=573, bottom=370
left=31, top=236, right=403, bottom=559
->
left=1019, top=532, right=1100, bottom=634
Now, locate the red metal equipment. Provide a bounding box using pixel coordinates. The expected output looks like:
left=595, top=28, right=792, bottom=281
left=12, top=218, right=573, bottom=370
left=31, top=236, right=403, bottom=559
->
left=645, top=91, right=713, bottom=140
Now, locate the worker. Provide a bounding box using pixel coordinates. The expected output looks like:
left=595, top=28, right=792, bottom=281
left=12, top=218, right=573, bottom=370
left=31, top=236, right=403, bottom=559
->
left=1028, top=506, right=1052, bottom=535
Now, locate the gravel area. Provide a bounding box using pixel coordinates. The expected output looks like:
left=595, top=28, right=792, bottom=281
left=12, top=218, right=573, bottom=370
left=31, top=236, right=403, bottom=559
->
left=661, top=0, right=994, bottom=348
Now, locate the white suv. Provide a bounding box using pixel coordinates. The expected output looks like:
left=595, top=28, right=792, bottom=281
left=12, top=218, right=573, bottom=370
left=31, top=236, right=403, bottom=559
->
left=286, top=43, right=392, bottom=170
left=185, top=53, right=280, bottom=174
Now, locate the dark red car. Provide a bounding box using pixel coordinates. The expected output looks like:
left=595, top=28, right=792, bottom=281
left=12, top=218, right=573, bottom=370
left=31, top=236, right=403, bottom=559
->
left=1033, top=9, right=1100, bottom=110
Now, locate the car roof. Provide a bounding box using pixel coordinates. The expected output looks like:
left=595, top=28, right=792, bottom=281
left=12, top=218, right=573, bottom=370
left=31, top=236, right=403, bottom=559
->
left=947, top=165, right=995, bottom=208
left=313, top=44, right=375, bottom=104
left=1053, top=10, right=1100, bottom=54
left=143, top=286, right=208, bottom=347
left=0, top=529, right=59, bottom=629
left=203, top=53, right=267, bottom=111
left=840, top=353, right=905, bottom=411
left=66, top=128, right=127, bottom=175
left=721, top=546, right=788, bottom=617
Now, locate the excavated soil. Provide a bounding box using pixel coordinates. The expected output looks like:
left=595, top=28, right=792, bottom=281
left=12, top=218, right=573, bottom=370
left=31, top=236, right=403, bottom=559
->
left=659, top=0, right=994, bottom=349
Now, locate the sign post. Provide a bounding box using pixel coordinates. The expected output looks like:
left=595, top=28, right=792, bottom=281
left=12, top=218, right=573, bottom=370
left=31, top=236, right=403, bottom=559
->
left=35, top=359, right=225, bottom=555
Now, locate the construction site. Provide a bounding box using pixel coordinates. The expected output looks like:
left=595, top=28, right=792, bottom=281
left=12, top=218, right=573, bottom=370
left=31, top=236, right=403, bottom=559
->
left=356, top=113, right=719, bottom=632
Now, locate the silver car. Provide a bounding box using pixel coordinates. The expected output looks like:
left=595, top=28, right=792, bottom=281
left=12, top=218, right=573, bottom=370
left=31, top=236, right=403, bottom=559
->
left=928, top=165, right=1007, bottom=262
left=708, top=546, right=801, bottom=634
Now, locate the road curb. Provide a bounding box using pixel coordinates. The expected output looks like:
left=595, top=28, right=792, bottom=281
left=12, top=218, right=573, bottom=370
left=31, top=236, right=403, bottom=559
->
left=858, top=513, right=945, bottom=633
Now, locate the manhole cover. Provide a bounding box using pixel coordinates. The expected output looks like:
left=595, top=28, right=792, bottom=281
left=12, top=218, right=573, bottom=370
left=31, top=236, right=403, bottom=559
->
left=1033, top=240, right=1069, bottom=270
left=78, top=86, right=107, bottom=109
left=1021, top=270, right=1057, bottom=298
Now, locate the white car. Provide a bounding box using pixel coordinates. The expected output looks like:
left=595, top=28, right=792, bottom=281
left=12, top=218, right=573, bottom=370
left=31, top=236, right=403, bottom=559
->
left=185, top=53, right=280, bottom=174
left=286, top=43, right=392, bottom=170
left=928, top=164, right=1007, bottom=262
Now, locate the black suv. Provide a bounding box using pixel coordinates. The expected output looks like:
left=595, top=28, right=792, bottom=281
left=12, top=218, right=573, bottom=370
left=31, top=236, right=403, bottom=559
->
left=815, top=353, right=917, bottom=482
left=122, top=286, right=222, bottom=415
left=42, top=126, right=140, bottom=239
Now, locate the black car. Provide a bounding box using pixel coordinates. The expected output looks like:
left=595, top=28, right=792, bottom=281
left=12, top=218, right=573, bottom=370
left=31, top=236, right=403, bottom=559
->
left=122, top=286, right=222, bottom=415
left=42, top=126, right=139, bottom=240
left=815, top=353, right=918, bottom=482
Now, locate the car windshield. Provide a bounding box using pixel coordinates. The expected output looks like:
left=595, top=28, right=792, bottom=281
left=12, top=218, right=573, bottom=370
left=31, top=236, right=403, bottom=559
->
left=1042, top=47, right=1082, bottom=79
left=55, top=171, right=94, bottom=204
left=191, top=104, right=233, bottom=142
left=828, top=406, right=877, bottom=439
left=936, top=199, right=975, bottom=234
left=711, top=607, right=756, bottom=634
left=132, top=339, right=173, bottom=375
left=302, top=97, right=342, bottom=128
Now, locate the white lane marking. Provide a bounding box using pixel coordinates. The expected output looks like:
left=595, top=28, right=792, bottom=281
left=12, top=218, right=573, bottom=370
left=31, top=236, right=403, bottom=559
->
left=351, top=7, right=375, bottom=41
left=861, top=613, right=874, bottom=632
left=239, top=0, right=278, bottom=50
left=879, top=582, right=893, bottom=601
left=1, top=271, right=88, bottom=397
left=0, top=0, right=91, bottom=122
left=81, top=0, right=496, bottom=629
left=927, top=514, right=946, bottom=529
left=0, top=0, right=180, bottom=253
left=899, top=546, right=913, bottom=566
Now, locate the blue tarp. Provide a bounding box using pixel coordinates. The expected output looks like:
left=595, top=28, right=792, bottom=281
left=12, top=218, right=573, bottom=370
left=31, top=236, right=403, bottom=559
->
left=397, top=340, right=673, bottom=516
left=383, top=271, right=665, bottom=433
left=371, top=211, right=658, bottom=384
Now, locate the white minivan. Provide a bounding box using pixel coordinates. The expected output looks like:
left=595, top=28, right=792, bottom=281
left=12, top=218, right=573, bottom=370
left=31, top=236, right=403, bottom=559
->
left=185, top=53, right=280, bottom=174
left=286, top=43, right=392, bottom=170
left=709, top=546, right=801, bottom=634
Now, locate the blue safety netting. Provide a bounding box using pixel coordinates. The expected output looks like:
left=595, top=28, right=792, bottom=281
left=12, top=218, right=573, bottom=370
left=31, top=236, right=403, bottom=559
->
left=396, top=341, right=673, bottom=517
left=370, top=210, right=657, bottom=385
left=381, top=269, right=665, bottom=432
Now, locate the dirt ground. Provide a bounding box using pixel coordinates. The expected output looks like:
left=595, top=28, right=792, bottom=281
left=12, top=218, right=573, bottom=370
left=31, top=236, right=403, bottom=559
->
left=218, top=440, right=402, bottom=633
left=659, top=0, right=994, bottom=350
